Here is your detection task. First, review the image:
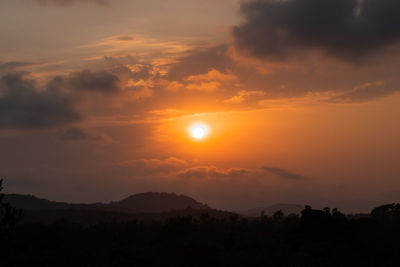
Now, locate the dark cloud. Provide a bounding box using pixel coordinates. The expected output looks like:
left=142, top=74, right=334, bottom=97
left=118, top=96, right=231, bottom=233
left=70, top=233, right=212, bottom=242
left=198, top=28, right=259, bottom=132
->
left=233, top=0, right=400, bottom=63
left=0, top=73, right=81, bottom=130
left=115, top=36, right=135, bottom=41
left=68, top=70, right=120, bottom=93
left=107, top=63, right=154, bottom=83
left=263, top=166, right=302, bottom=180
left=167, top=45, right=232, bottom=81
left=329, top=81, right=398, bottom=102
left=0, top=65, right=152, bottom=130
left=0, top=62, right=33, bottom=72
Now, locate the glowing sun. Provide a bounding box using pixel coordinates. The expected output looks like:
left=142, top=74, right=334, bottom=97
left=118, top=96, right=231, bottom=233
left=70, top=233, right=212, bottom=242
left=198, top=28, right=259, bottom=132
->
left=189, top=123, right=209, bottom=140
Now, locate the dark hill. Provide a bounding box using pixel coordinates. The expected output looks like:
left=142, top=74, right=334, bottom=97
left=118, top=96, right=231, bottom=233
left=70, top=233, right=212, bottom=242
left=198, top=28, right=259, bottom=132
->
left=110, top=192, right=210, bottom=213
left=3, top=192, right=225, bottom=226
left=4, top=192, right=211, bottom=213
left=4, top=194, right=71, bottom=210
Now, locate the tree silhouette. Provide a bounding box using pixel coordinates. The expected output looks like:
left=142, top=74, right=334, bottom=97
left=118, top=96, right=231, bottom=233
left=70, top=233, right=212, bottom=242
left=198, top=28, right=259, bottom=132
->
left=273, top=210, right=284, bottom=221
left=371, top=203, right=400, bottom=220
left=0, top=179, right=23, bottom=231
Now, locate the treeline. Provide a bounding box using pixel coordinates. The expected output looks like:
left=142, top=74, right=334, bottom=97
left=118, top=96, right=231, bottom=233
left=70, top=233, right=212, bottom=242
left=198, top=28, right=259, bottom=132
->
left=1, top=206, right=400, bottom=266
left=1, top=181, right=400, bottom=266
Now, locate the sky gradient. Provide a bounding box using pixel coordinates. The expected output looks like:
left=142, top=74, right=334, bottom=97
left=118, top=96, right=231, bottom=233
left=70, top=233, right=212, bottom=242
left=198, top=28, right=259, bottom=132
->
left=1, top=0, right=400, bottom=212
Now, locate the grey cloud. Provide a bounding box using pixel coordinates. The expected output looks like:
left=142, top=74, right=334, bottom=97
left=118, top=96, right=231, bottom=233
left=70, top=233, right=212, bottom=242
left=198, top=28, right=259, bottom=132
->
left=0, top=62, right=33, bottom=72
left=68, top=70, right=120, bottom=93
left=167, top=45, right=233, bottom=81
left=115, top=36, right=135, bottom=41
left=0, top=73, right=81, bottom=130
left=0, top=65, right=152, bottom=130
left=233, top=0, right=400, bottom=63
left=329, top=81, right=399, bottom=102
left=263, top=166, right=302, bottom=180
left=108, top=64, right=154, bottom=82
left=165, top=44, right=400, bottom=103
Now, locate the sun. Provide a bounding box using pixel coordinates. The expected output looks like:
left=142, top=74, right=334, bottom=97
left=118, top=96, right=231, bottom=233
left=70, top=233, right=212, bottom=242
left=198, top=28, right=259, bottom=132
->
left=192, top=126, right=206, bottom=139
left=189, top=123, right=209, bottom=140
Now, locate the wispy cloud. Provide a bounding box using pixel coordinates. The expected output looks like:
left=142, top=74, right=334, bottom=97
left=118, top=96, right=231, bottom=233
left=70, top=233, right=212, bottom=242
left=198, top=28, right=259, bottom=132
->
left=263, top=166, right=302, bottom=180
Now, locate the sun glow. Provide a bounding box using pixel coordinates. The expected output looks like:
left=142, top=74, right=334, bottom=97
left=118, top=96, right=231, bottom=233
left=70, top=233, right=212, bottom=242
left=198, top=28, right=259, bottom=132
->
left=189, top=123, right=209, bottom=140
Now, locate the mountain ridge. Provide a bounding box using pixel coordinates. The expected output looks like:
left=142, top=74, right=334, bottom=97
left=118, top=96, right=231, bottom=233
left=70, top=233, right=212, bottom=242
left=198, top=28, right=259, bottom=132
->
left=4, top=192, right=211, bottom=213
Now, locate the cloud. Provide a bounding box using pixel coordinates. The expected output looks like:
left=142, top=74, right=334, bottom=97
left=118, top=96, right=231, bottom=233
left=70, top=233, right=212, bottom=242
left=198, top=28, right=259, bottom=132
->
left=263, top=166, right=302, bottom=180
left=0, top=60, right=161, bottom=131
left=0, top=73, right=81, bottom=130
left=224, top=90, right=265, bottom=104
left=163, top=41, right=400, bottom=103
left=177, top=166, right=250, bottom=180
left=232, top=0, right=400, bottom=63
left=149, top=108, right=184, bottom=116
left=158, top=80, right=185, bottom=92
left=115, top=36, right=135, bottom=41
left=329, top=81, right=398, bottom=102
left=67, top=70, right=121, bottom=94
left=0, top=62, right=33, bottom=72
left=184, top=69, right=237, bottom=92
left=167, top=46, right=232, bottom=81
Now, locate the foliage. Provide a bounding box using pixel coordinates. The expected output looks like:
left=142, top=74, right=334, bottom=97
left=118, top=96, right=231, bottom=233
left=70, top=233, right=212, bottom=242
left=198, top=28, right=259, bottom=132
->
left=0, top=179, right=23, bottom=231
left=0, top=203, right=399, bottom=266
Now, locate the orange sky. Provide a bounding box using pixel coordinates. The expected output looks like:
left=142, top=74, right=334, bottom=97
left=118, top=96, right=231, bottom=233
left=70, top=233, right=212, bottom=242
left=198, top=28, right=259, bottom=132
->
left=1, top=0, right=400, bottom=212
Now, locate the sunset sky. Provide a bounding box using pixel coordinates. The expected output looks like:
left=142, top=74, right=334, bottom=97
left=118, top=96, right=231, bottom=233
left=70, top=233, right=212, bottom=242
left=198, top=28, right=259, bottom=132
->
left=1, top=0, right=400, bottom=212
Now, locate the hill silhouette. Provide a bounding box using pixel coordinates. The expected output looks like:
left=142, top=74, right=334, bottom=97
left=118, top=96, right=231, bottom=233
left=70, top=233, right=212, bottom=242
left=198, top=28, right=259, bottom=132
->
left=3, top=192, right=222, bottom=225
left=4, top=192, right=210, bottom=213
left=3, top=182, right=400, bottom=266
left=110, top=192, right=210, bottom=213
left=4, top=194, right=72, bottom=210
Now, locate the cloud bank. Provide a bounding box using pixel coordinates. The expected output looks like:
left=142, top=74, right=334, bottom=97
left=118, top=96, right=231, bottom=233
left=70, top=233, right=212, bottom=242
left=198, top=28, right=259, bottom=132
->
left=233, top=0, right=400, bottom=63
left=0, top=73, right=80, bottom=130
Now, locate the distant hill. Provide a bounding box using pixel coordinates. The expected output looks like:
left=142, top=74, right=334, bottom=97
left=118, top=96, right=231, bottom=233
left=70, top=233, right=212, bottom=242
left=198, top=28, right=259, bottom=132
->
left=4, top=194, right=72, bottom=210
left=3, top=192, right=226, bottom=226
left=241, top=204, right=304, bottom=217
left=4, top=192, right=210, bottom=213
left=110, top=192, right=210, bottom=213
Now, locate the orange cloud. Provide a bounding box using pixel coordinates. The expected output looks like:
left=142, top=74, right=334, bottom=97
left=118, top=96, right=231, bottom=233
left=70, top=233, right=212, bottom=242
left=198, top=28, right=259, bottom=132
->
left=177, top=166, right=250, bottom=180
left=184, top=69, right=237, bottom=92
left=185, top=81, right=221, bottom=92
left=224, top=90, right=265, bottom=104
left=185, top=69, right=237, bottom=83
left=157, top=79, right=185, bottom=92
